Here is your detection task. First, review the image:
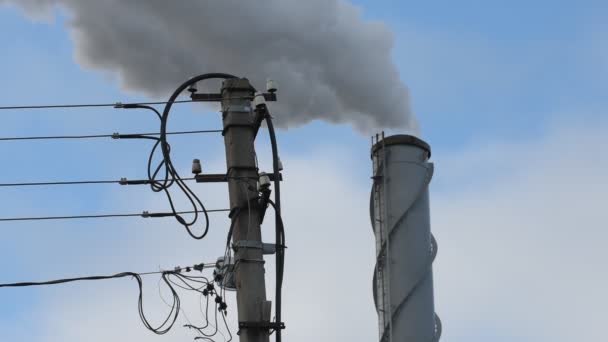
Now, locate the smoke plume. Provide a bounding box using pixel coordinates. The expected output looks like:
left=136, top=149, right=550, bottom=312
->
left=2, top=0, right=416, bottom=132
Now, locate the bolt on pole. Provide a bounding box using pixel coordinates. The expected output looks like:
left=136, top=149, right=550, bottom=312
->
left=221, top=78, right=271, bottom=342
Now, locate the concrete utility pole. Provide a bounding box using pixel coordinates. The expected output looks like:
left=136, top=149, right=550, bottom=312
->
left=221, top=78, right=271, bottom=342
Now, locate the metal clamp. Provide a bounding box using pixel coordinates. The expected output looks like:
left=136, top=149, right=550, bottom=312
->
left=234, top=258, right=266, bottom=265
left=238, top=321, right=285, bottom=332
left=191, top=93, right=276, bottom=102
left=233, top=240, right=277, bottom=255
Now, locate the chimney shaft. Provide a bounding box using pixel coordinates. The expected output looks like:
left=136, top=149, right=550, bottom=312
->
left=370, top=134, right=441, bottom=342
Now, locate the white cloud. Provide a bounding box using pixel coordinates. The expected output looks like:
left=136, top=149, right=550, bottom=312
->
left=433, top=118, right=608, bottom=341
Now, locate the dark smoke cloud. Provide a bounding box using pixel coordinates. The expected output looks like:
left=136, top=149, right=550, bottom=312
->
left=2, top=0, right=416, bottom=132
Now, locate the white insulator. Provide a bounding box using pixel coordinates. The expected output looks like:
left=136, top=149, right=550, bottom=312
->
left=253, top=92, right=266, bottom=108
left=188, top=81, right=198, bottom=94
left=258, top=172, right=271, bottom=190
left=266, top=79, right=278, bottom=93
left=277, top=158, right=284, bottom=171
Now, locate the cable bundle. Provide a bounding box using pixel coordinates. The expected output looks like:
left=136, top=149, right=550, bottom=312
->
left=0, top=263, right=233, bottom=340
left=149, top=74, right=239, bottom=240
left=0, top=73, right=288, bottom=342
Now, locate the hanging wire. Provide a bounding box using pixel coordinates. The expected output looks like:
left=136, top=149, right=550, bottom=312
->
left=0, top=262, right=221, bottom=337
left=145, top=73, right=237, bottom=241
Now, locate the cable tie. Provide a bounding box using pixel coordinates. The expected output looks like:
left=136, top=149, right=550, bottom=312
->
left=119, top=177, right=128, bottom=185
left=174, top=266, right=182, bottom=273
left=141, top=211, right=150, bottom=218
left=193, top=263, right=205, bottom=272
left=112, top=132, right=120, bottom=139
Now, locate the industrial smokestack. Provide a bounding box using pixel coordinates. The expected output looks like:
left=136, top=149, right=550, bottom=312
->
left=370, top=134, right=441, bottom=342
left=1, top=0, right=417, bottom=132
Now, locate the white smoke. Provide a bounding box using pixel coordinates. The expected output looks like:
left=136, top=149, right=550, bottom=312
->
left=1, top=0, right=416, bottom=132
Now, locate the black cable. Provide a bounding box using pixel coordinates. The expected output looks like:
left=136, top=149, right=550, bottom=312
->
left=152, top=73, right=237, bottom=240
left=0, top=208, right=230, bottom=222
left=0, top=261, right=220, bottom=337
left=0, top=270, right=180, bottom=335
left=200, top=293, right=211, bottom=331
left=267, top=113, right=284, bottom=342
left=221, top=311, right=233, bottom=342
left=0, top=100, right=194, bottom=111
left=114, top=101, right=199, bottom=238
left=0, top=177, right=197, bottom=188
left=182, top=280, right=226, bottom=340
left=0, top=179, right=121, bottom=187
left=117, top=103, right=163, bottom=120
left=0, top=129, right=222, bottom=142
left=257, top=103, right=285, bottom=342
left=0, top=271, right=150, bottom=288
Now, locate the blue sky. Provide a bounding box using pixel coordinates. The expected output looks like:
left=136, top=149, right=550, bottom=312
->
left=0, top=1, right=606, bottom=341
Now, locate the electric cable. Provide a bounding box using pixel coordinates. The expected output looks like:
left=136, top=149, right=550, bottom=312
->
left=221, top=311, right=233, bottom=342
left=0, top=100, right=194, bottom=111
left=118, top=103, right=197, bottom=237
left=254, top=101, right=286, bottom=342
left=5, top=270, right=183, bottom=336
left=0, top=262, right=219, bottom=337
left=170, top=272, right=231, bottom=342
left=0, top=97, right=258, bottom=111
left=0, top=177, right=197, bottom=188
left=0, top=208, right=230, bottom=222
left=149, top=73, right=237, bottom=240
left=0, top=129, right=221, bottom=142
left=159, top=275, right=208, bottom=341
left=266, top=111, right=285, bottom=342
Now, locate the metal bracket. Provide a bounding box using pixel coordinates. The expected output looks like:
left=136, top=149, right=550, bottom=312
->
left=195, top=172, right=282, bottom=183
left=222, top=105, right=252, bottom=113
left=234, top=258, right=266, bottom=265
left=191, top=93, right=277, bottom=102
left=233, top=240, right=277, bottom=255
left=238, top=321, right=285, bottom=332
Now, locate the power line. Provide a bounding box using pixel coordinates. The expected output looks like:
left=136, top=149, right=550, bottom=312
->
left=0, top=100, right=194, bottom=111
left=0, top=263, right=217, bottom=286
left=0, top=129, right=222, bottom=142
left=0, top=177, right=197, bottom=187
left=0, top=209, right=230, bottom=222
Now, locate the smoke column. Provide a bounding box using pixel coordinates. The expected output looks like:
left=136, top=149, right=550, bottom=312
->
left=2, top=0, right=417, bottom=132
